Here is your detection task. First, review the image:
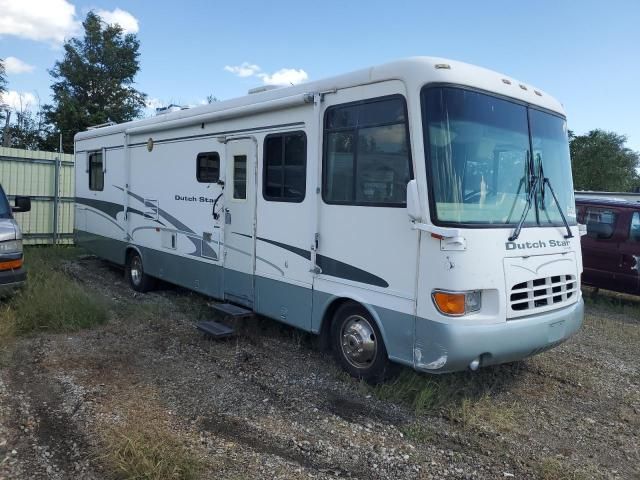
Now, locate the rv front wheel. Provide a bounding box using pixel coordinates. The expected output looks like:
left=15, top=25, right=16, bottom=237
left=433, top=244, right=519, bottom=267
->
left=331, top=303, right=389, bottom=383
left=126, top=251, right=156, bottom=292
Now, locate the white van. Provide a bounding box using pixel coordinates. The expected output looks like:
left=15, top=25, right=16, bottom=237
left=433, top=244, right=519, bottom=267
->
left=74, top=57, right=584, bottom=380
left=0, top=184, right=31, bottom=295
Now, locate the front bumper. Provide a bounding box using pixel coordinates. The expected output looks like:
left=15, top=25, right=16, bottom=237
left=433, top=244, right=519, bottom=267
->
left=0, top=267, right=27, bottom=297
left=413, top=298, right=584, bottom=373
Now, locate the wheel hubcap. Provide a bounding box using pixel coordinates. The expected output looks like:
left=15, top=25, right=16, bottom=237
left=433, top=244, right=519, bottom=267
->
left=130, top=256, right=142, bottom=285
left=340, top=315, right=377, bottom=368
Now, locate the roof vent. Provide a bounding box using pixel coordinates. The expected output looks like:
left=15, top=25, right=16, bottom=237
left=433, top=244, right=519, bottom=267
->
left=434, top=63, right=451, bottom=70
left=502, top=78, right=512, bottom=85
left=248, top=85, right=280, bottom=95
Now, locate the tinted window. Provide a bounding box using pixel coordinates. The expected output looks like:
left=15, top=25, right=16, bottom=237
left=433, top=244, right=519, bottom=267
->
left=233, top=155, right=247, bottom=200
left=89, top=152, right=104, bottom=191
left=196, top=152, right=220, bottom=183
left=630, top=212, right=640, bottom=242
left=0, top=185, right=11, bottom=219
left=263, top=132, right=306, bottom=202
left=583, top=207, right=617, bottom=239
left=323, top=96, right=412, bottom=206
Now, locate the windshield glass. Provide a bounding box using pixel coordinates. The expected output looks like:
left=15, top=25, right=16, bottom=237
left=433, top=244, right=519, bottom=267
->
left=529, top=108, right=576, bottom=224
left=0, top=186, right=11, bottom=219
left=422, top=86, right=576, bottom=226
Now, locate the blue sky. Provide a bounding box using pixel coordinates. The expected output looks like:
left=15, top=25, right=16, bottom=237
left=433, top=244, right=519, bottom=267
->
left=1, top=0, right=639, bottom=151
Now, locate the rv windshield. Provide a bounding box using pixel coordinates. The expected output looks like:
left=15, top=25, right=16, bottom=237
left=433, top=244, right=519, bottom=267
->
left=422, top=86, right=576, bottom=227
left=0, top=186, right=11, bottom=219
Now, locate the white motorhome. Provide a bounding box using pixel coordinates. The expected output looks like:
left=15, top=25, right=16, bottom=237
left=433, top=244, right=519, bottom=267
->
left=74, top=57, right=584, bottom=381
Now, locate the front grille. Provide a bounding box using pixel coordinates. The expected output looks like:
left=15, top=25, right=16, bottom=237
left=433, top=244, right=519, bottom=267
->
left=510, top=274, right=576, bottom=313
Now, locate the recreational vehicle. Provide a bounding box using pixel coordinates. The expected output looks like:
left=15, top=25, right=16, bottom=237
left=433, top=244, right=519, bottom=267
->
left=74, top=57, right=584, bottom=380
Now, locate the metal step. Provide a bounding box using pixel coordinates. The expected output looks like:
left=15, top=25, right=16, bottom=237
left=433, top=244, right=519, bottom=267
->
left=211, top=302, right=254, bottom=319
left=196, top=320, right=235, bottom=338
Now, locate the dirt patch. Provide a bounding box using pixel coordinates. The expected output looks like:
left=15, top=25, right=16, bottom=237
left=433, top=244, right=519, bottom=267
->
left=0, top=254, right=639, bottom=479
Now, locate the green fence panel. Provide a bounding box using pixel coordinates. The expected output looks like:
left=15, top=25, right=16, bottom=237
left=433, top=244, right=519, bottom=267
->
left=0, top=146, right=75, bottom=245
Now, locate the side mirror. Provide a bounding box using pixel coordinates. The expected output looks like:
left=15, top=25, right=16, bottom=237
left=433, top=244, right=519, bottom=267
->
left=12, top=196, right=31, bottom=213
left=406, top=179, right=421, bottom=221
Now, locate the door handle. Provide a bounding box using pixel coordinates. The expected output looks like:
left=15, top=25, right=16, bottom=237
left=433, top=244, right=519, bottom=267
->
left=225, top=208, right=231, bottom=225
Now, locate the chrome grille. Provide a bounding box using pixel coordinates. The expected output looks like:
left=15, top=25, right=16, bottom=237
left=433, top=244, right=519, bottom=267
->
left=510, top=275, right=577, bottom=313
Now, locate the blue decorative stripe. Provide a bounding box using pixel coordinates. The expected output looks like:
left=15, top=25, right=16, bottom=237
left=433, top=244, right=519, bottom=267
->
left=234, top=233, right=388, bottom=288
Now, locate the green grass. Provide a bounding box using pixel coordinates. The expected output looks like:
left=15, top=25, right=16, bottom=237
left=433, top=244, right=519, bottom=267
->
left=0, top=246, right=108, bottom=338
left=583, top=288, right=640, bottom=318
left=370, top=366, right=518, bottom=416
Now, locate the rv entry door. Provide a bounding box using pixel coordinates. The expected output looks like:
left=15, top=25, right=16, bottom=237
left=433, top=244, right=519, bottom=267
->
left=222, top=138, right=257, bottom=307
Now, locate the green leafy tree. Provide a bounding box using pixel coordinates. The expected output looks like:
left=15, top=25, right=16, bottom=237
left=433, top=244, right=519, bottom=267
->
left=43, top=12, right=146, bottom=152
left=9, top=99, right=52, bottom=150
left=570, top=129, right=640, bottom=192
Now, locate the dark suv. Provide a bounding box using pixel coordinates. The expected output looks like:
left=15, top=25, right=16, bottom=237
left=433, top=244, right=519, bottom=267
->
left=576, top=197, right=640, bottom=294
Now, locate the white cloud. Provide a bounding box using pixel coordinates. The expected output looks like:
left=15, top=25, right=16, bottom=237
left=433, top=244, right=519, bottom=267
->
left=0, top=90, right=37, bottom=111
left=224, top=62, right=309, bottom=86
left=224, top=62, right=261, bottom=78
left=95, top=8, right=139, bottom=34
left=0, top=0, right=80, bottom=44
left=3, top=56, right=35, bottom=74
left=258, top=68, right=308, bottom=86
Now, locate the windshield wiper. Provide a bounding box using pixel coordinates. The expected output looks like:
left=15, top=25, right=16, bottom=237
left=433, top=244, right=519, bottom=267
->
left=538, top=160, right=574, bottom=239
left=508, top=151, right=537, bottom=241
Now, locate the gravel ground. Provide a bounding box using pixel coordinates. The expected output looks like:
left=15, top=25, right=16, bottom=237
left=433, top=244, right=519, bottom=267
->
left=0, top=256, right=638, bottom=479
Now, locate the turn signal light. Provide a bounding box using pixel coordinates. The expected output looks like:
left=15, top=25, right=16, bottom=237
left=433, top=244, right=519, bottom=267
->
left=432, top=291, right=466, bottom=315
left=0, top=258, right=23, bottom=271
left=432, top=290, right=482, bottom=316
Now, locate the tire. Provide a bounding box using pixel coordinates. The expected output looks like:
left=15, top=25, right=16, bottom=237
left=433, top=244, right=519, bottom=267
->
left=126, top=251, right=156, bottom=293
left=331, top=302, right=390, bottom=384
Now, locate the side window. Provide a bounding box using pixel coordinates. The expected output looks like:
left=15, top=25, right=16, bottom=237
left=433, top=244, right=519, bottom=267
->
left=584, top=207, right=617, bottom=240
left=323, top=95, right=412, bottom=206
left=233, top=155, right=247, bottom=200
left=263, top=132, right=307, bottom=202
left=196, top=152, right=220, bottom=183
left=89, top=152, right=104, bottom=191
left=630, top=212, right=640, bottom=242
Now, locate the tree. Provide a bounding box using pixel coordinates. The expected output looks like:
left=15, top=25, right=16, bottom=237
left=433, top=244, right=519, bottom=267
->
left=0, top=58, right=6, bottom=104
left=570, top=129, right=640, bottom=192
left=8, top=96, right=51, bottom=150
left=0, top=58, right=7, bottom=121
left=43, top=12, right=146, bottom=152
left=1, top=58, right=10, bottom=146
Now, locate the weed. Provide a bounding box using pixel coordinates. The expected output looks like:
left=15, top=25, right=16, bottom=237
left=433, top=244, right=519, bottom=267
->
left=370, top=365, right=520, bottom=416
left=0, top=246, right=108, bottom=338
left=400, top=422, right=433, bottom=443
left=534, top=457, right=594, bottom=480
left=104, top=418, right=203, bottom=480
left=454, top=395, right=520, bottom=432
left=583, top=288, right=640, bottom=319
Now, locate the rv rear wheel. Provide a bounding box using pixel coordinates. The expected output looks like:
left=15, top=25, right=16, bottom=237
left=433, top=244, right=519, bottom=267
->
left=331, top=302, right=389, bottom=384
left=126, top=251, right=156, bottom=293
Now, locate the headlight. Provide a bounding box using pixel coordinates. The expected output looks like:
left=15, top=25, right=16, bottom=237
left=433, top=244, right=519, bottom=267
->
left=432, top=289, right=482, bottom=316
left=0, top=239, right=23, bottom=254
